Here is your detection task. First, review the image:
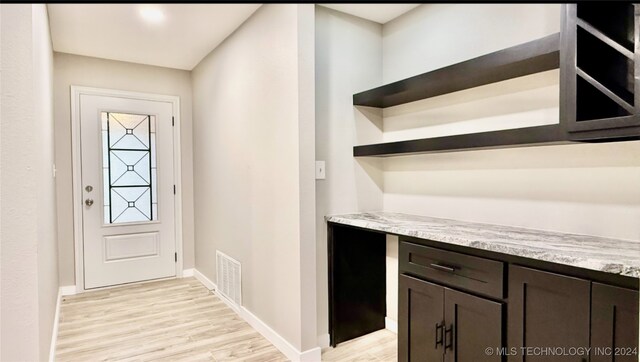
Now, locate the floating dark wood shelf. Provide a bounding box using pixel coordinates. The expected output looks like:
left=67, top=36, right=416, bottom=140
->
left=353, top=124, right=568, bottom=157
left=353, top=33, right=561, bottom=108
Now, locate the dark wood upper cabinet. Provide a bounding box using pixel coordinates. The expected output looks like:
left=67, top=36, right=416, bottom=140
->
left=590, top=283, right=639, bottom=362
left=507, top=265, right=591, bottom=362
left=561, top=3, right=640, bottom=140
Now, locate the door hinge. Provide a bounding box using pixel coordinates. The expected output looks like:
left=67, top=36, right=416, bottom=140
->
left=175, top=252, right=177, bottom=262
left=173, top=185, right=176, bottom=194
left=172, top=116, right=175, bottom=126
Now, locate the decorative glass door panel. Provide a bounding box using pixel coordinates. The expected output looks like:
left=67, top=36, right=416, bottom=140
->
left=101, top=112, right=158, bottom=224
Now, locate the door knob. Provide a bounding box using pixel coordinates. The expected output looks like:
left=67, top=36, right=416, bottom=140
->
left=85, top=198, right=94, bottom=206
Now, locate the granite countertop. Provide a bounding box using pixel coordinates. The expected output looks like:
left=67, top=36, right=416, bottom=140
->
left=326, top=212, right=640, bottom=278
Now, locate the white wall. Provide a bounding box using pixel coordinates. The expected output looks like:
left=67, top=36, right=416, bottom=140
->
left=383, top=4, right=561, bottom=84
left=380, top=4, right=640, bottom=242
left=53, top=53, right=195, bottom=286
left=192, top=4, right=317, bottom=355
left=1, top=4, right=59, bottom=360
left=297, top=5, right=318, bottom=351
left=314, top=5, right=384, bottom=343
left=33, top=4, right=60, bottom=360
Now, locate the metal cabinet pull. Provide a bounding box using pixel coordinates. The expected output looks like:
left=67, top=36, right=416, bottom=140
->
left=444, top=324, right=454, bottom=350
left=435, top=322, right=444, bottom=348
left=430, top=263, right=456, bottom=273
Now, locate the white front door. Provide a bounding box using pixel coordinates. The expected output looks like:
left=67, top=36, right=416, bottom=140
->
left=79, top=93, right=176, bottom=289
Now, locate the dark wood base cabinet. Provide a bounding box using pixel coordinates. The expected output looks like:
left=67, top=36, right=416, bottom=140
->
left=590, top=283, right=639, bottom=362
left=397, top=237, right=639, bottom=362
left=399, top=275, right=503, bottom=362
left=329, top=225, right=638, bottom=361
left=508, top=265, right=591, bottom=362
left=508, top=266, right=639, bottom=362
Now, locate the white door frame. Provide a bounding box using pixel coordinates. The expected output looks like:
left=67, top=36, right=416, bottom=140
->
left=71, top=86, right=183, bottom=293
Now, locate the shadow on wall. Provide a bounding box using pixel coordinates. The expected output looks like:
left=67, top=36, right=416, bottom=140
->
left=379, top=71, right=559, bottom=142
left=354, top=105, right=382, bottom=144
left=382, top=140, right=640, bottom=205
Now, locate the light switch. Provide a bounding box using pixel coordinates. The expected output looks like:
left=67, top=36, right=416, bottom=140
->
left=315, top=161, right=326, bottom=180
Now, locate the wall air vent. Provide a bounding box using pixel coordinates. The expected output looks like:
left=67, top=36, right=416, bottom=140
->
left=216, top=250, right=242, bottom=306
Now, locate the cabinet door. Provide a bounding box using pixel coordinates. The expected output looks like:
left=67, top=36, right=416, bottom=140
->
left=399, top=275, right=444, bottom=362
left=591, top=283, right=639, bottom=362
left=507, top=265, right=590, bottom=362
left=443, top=288, right=503, bottom=362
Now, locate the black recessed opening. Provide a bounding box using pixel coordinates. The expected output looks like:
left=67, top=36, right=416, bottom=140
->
left=576, top=76, right=631, bottom=122
left=577, top=3, right=634, bottom=52
left=577, top=27, right=634, bottom=106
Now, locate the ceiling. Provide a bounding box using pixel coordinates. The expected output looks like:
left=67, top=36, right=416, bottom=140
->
left=47, top=4, right=420, bottom=71
left=319, top=4, right=420, bottom=24
left=47, top=4, right=261, bottom=70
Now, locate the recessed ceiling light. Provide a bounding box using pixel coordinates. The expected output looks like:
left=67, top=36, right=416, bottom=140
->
left=139, top=6, right=165, bottom=24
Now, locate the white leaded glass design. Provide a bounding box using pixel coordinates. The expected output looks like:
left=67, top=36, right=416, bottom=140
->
left=101, top=112, right=158, bottom=224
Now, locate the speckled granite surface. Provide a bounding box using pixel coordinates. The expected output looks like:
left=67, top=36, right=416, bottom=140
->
left=326, top=212, right=640, bottom=278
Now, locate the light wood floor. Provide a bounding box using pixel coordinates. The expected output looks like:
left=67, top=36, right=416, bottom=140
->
left=322, top=330, right=397, bottom=361
left=55, top=277, right=396, bottom=361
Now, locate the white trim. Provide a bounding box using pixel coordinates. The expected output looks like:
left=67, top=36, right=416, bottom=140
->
left=182, top=268, right=194, bottom=277
left=298, top=346, right=322, bottom=362
left=59, top=285, right=77, bottom=296
left=385, top=317, right=398, bottom=334
left=192, top=269, right=321, bottom=361
left=193, top=269, right=216, bottom=291
left=49, top=288, right=63, bottom=362
left=237, top=299, right=322, bottom=361
left=172, top=98, right=184, bottom=278
left=317, top=333, right=330, bottom=349
left=70, top=86, right=183, bottom=292
left=70, top=86, right=83, bottom=293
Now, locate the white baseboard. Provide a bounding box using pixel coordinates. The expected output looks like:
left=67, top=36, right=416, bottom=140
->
left=385, top=317, right=398, bottom=334
left=317, top=333, right=330, bottom=349
left=193, top=269, right=320, bottom=361
left=193, top=269, right=216, bottom=291
left=182, top=268, right=194, bottom=277
left=49, top=286, right=67, bottom=361
left=238, top=304, right=321, bottom=361
left=298, top=346, right=322, bottom=361
left=50, top=286, right=78, bottom=360
left=59, top=285, right=77, bottom=296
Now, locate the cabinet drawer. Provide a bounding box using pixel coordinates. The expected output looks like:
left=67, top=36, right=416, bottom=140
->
left=399, top=241, right=504, bottom=299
